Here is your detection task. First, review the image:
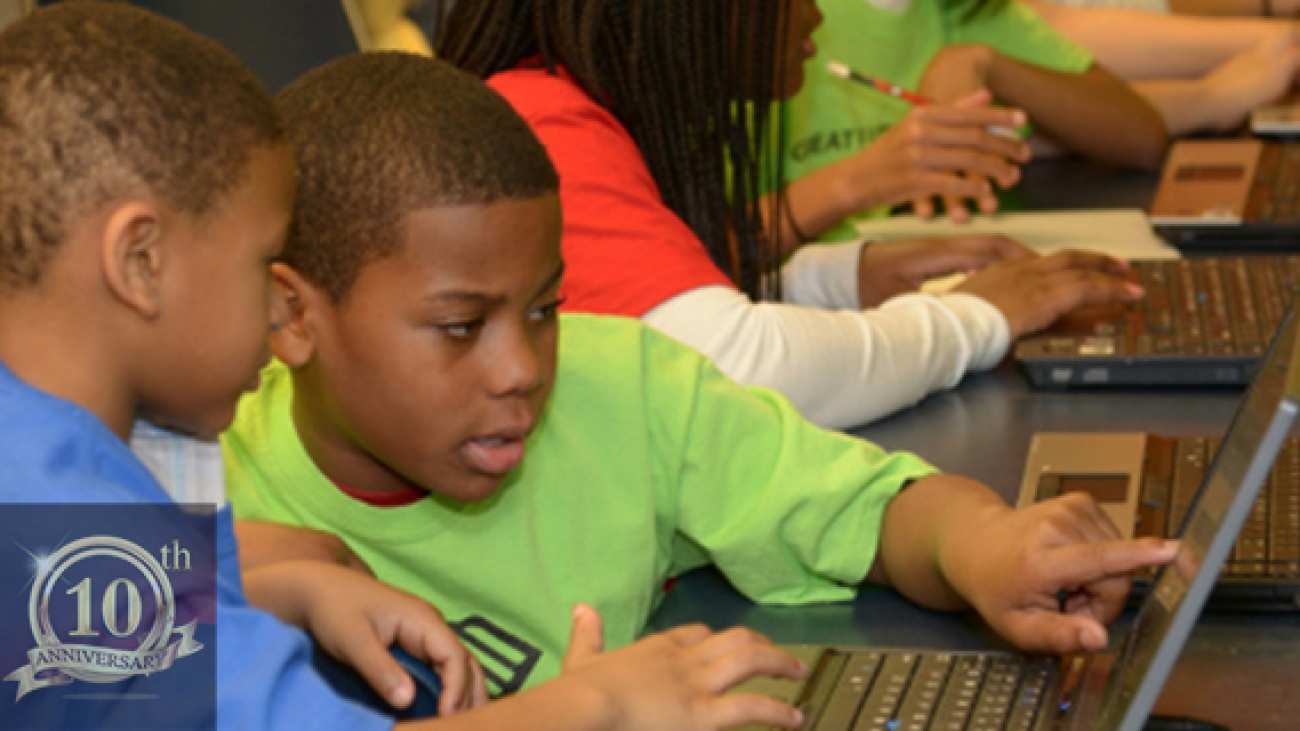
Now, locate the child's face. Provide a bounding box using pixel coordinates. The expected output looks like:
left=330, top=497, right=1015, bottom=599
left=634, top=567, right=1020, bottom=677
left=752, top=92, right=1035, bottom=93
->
left=289, top=195, right=563, bottom=502
left=778, top=0, right=823, bottom=98
left=143, top=145, right=294, bottom=437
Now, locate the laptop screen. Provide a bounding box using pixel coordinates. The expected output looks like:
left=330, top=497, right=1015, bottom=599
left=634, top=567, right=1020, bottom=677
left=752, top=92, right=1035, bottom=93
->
left=1096, top=296, right=1300, bottom=731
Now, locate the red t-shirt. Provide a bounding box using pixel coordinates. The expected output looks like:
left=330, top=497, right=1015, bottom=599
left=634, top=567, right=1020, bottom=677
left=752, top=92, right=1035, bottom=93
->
left=488, top=66, right=735, bottom=317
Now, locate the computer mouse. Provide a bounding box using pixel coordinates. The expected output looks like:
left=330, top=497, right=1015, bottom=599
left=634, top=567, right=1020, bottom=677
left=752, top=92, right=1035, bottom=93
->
left=311, top=644, right=442, bottom=720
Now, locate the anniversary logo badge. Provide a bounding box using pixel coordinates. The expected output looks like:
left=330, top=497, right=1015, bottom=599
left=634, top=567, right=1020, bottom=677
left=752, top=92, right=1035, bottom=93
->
left=5, top=535, right=203, bottom=700
left=0, top=504, right=216, bottom=729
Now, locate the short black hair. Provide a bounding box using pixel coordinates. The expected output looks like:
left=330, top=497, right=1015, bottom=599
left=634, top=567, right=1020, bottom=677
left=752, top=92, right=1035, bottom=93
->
left=0, top=2, right=282, bottom=291
left=277, top=52, right=559, bottom=300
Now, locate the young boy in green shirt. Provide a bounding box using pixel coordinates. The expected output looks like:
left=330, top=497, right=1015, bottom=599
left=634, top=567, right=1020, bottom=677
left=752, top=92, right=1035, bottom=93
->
left=224, top=51, right=1176, bottom=697
left=0, top=6, right=809, bottom=730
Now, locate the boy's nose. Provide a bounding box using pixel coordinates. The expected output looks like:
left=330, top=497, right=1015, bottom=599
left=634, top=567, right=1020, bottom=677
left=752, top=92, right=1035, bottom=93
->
left=488, top=332, right=545, bottom=398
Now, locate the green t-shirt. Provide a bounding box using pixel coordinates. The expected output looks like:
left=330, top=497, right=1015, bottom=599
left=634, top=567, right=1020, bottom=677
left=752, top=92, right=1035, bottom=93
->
left=785, top=0, right=1093, bottom=240
left=223, top=314, right=935, bottom=692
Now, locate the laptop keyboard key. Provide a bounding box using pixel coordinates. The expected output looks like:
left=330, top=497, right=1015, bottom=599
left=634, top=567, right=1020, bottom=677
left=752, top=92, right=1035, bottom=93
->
left=816, top=653, right=881, bottom=731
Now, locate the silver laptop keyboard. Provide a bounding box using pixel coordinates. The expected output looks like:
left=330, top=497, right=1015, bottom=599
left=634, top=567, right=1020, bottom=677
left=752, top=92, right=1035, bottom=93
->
left=805, top=651, right=1057, bottom=731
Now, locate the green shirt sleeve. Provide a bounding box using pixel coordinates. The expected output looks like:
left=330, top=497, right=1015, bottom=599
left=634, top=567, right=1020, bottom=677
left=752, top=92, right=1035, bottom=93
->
left=640, top=327, right=938, bottom=605
left=950, top=0, right=1093, bottom=74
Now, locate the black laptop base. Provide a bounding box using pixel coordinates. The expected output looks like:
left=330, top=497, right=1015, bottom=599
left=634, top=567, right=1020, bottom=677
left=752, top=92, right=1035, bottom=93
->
left=1155, top=224, right=1300, bottom=252
left=1017, top=354, right=1259, bottom=390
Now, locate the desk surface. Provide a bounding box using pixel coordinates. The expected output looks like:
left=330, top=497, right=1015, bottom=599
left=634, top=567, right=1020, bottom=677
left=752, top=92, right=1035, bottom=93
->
left=650, top=158, right=1299, bottom=731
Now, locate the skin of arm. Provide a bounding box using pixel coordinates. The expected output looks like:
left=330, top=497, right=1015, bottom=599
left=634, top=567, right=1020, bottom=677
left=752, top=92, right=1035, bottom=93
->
left=922, top=44, right=1169, bottom=169
left=866, top=475, right=1177, bottom=654
left=1027, top=1, right=1298, bottom=80
left=1134, top=42, right=1300, bottom=135
left=1025, top=2, right=1300, bottom=136
left=236, top=518, right=376, bottom=575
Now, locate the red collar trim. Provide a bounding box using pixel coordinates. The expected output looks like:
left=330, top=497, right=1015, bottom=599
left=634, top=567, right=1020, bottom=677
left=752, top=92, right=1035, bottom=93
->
left=333, top=480, right=425, bottom=508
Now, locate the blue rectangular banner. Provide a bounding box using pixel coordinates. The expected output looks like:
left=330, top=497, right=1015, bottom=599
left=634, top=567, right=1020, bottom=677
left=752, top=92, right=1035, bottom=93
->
left=0, top=504, right=217, bottom=730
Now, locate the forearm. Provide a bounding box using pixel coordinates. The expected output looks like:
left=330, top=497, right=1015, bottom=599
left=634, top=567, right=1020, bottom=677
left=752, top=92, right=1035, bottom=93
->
left=235, top=519, right=373, bottom=575
left=241, top=561, right=321, bottom=628
left=987, top=57, right=1169, bottom=169
left=1134, top=78, right=1235, bottom=136
left=401, top=678, right=615, bottom=731
left=642, top=286, right=1009, bottom=429
left=866, top=474, right=1010, bottom=610
left=1029, top=1, right=1289, bottom=79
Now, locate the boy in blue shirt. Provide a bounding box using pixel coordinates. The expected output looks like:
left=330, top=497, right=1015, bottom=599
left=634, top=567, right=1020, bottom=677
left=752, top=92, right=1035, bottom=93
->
left=0, top=4, right=808, bottom=730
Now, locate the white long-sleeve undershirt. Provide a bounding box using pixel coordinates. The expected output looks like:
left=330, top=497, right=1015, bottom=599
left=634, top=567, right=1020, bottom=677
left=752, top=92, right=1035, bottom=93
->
left=642, top=241, right=1010, bottom=430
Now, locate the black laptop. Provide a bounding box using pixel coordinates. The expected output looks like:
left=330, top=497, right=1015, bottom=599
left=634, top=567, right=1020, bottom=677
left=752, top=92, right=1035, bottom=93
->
left=735, top=293, right=1300, bottom=730
left=1149, top=139, right=1300, bottom=250
left=1015, top=255, right=1300, bottom=389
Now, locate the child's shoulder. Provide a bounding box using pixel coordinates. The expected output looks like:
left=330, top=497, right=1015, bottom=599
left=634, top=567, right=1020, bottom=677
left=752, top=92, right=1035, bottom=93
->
left=488, top=63, right=585, bottom=103
left=553, top=313, right=714, bottom=413
left=0, top=364, right=164, bottom=505
left=487, top=64, right=619, bottom=129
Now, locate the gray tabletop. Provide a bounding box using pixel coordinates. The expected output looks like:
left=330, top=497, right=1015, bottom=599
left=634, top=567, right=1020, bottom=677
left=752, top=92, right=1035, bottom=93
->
left=649, top=157, right=1300, bottom=731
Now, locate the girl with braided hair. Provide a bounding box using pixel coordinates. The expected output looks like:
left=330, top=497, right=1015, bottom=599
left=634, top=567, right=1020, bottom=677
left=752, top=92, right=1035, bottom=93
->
left=434, top=0, right=1145, bottom=429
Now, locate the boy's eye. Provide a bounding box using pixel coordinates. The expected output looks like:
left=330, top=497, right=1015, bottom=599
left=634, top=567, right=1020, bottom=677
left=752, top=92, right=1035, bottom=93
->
left=529, top=298, right=566, bottom=323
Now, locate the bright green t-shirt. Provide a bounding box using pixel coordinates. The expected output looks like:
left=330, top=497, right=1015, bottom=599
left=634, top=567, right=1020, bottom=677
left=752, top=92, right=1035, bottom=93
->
left=785, top=0, right=1093, bottom=240
left=223, top=314, right=935, bottom=693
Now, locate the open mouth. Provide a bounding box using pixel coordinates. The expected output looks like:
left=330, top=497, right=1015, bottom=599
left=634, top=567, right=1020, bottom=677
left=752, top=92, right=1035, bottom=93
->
left=461, top=428, right=531, bottom=476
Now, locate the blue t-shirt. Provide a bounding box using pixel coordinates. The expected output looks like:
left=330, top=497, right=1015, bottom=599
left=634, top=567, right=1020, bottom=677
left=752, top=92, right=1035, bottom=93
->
left=0, top=361, right=390, bottom=731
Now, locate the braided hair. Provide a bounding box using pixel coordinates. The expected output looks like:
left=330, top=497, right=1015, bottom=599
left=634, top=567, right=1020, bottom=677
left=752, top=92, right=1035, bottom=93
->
left=434, top=0, right=793, bottom=301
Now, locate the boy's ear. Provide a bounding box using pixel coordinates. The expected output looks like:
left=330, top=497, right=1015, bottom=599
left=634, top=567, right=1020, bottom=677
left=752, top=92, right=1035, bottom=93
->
left=269, top=262, right=321, bottom=368
left=100, top=202, right=166, bottom=319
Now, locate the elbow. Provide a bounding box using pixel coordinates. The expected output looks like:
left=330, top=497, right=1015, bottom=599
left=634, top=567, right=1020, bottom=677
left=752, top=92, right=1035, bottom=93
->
left=1088, top=106, right=1169, bottom=171
left=1121, top=93, right=1172, bottom=170
left=1133, top=111, right=1171, bottom=170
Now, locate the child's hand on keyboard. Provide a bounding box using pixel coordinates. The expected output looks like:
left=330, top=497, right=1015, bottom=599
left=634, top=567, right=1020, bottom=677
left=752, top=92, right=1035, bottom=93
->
left=556, top=604, right=808, bottom=730
left=869, top=476, right=1177, bottom=654
left=955, top=250, right=1145, bottom=338
left=937, top=492, right=1179, bottom=653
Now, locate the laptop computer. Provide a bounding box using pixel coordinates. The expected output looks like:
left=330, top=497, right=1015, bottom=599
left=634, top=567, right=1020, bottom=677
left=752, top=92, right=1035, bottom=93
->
left=1251, top=94, right=1300, bottom=138
left=1020, top=432, right=1300, bottom=611
left=736, top=294, right=1300, bottom=731
left=1149, top=139, right=1300, bottom=250
left=1018, top=296, right=1300, bottom=611
left=1014, top=255, right=1300, bottom=389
